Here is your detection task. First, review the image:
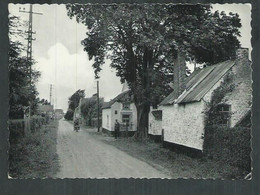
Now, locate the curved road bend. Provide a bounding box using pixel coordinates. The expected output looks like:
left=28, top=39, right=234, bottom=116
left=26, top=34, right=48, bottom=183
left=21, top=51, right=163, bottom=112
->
left=55, top=119, right=168, bottom=179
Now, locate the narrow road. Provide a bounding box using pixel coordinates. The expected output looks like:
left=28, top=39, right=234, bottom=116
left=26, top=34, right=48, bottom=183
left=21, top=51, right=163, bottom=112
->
left=55, top=119, right=168, bottom=178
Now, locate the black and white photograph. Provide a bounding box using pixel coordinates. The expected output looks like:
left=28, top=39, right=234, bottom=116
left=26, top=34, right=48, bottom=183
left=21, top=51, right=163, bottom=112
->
left=8, top=3, right=252, bottom=179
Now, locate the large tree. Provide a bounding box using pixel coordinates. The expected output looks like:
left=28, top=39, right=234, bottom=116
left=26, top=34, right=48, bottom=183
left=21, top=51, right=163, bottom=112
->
left=66, top=4, right=241, bottom=139
left=64, top=89, right=85, bottom=120
left=9, top=15, right=40, bottom=119
left=80, top=96, right=104, bottom=126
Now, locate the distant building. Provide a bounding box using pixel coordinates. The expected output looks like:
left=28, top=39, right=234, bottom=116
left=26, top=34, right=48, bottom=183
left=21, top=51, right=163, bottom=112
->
left=149, top=48, right=252, bottom=151
left=102, top=83, right=137, bottom=136
left=54, top=109, right=64, bottom=120
left=37, top=104, right=54, bottom=117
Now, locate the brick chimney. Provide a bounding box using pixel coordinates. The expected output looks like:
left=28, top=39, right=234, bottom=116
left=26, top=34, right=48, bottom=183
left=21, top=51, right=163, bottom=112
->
left=173, top=52, right=187, bottom=99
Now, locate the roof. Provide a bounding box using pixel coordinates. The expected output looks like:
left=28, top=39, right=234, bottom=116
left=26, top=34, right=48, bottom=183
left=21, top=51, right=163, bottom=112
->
left=38, top=104, right=54, bottom=112
left=55, top=109, right=64, bottom=113
left=160, top=60, right=236, bottom=105
left=102, top=90, right=132, bottom=109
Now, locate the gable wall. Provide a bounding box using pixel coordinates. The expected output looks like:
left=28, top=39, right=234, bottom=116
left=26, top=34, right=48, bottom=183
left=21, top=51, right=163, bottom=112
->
left=224, top=61, right=252, bottom=127
left=203, top=61, right=252, bottom=127
left=102, top=108, right=112, bottom=131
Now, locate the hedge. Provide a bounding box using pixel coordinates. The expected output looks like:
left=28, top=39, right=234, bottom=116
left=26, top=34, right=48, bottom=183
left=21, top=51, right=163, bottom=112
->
left=9, top=116, right=49, bottom=144
left=203, top=125, right=251, bottom=172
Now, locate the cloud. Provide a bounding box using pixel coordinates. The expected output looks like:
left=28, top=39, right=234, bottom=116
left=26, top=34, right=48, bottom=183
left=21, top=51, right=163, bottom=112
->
left=35, top=43, right=122, bottom=112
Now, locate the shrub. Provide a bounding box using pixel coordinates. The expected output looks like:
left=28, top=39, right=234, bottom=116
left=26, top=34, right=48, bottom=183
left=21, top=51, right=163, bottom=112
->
left=64, top=109, right=74, bottom=121
left=203, top=125, right=251, bottom=172
left=9, top=120, right=59, bottom=178
left=9, top=116, right=49, bottom=143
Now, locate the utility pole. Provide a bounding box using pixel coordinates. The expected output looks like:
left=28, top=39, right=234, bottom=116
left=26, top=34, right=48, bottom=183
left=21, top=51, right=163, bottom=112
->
left=19, top=5, right=42, bottom=132
left=97, top=80, right=100, bottom=132
left=49, top=84, right=53, bottom=105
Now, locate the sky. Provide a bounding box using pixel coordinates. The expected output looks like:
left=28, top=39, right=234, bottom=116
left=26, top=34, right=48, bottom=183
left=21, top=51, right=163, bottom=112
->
left=8, top=4, right=252, bottom=112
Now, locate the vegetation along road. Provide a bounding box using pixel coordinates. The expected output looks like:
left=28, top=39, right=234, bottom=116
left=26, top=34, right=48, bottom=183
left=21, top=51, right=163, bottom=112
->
left=55, top=119, right=169, bottom=178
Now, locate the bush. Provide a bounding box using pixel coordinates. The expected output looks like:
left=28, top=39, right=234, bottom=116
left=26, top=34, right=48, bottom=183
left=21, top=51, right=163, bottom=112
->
left=9, top=119, right=25, bottom=144
left=64, top=109, right=74, bottom=121
left=203, top=125, right=251, bottom=172
left=9, top=120, right=59, bottom=178
left=9, top=116, right=49, bottom=144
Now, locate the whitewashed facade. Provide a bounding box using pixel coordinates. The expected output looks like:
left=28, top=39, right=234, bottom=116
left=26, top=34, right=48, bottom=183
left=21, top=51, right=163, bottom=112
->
left=160, top=48, right=252, bottom=151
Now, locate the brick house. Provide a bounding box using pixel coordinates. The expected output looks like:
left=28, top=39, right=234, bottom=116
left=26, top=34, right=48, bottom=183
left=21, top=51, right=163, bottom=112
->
left=150, top=48, right=251, bottom=151
left=102, top=83, right=137, bottom=136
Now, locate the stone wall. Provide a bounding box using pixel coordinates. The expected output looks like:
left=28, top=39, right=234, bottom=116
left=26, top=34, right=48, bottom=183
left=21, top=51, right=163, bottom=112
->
left=203, top=48, right=252, bottom=127
left=162, top=102, right=205, bottom=150
left=226, top=49, right=252, bottom=127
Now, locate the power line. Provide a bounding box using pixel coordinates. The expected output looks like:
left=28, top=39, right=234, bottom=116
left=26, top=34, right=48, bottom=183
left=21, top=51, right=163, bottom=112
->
left=19, top=5, right=43, bottom=132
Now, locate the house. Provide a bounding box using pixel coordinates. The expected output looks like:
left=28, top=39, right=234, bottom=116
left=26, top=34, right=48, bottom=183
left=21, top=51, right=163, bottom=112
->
left=102, top=83, right=137, bottom=136
left=37, top=104, right=54, bottom=117
left=152, top=48, right=251, bottom=151
left=54, top=109, right=64, bottom=120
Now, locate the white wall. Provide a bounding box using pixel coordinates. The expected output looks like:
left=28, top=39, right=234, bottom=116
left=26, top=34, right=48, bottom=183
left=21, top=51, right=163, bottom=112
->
left=148, top=107, right=162, bottom=136
left=110, top=102, right=121, bottom=131
left=162, top=102, right=205, bottom=150
left=102, top=102, right=138, bottom=132
left=102, top=108, right=112, bottom=131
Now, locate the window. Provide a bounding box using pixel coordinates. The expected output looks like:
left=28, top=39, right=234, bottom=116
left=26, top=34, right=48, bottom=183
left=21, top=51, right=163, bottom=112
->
left=107, top=115, right=109, bottom=126
left=115, top=110, right=117, bottom=114
left=122, top=114, right=130, bottom=124
left=215, top=104, right=231, bottom=126
left=152, top=110, right=162, bottom=121
left=122, top=103, right=130, bottom=110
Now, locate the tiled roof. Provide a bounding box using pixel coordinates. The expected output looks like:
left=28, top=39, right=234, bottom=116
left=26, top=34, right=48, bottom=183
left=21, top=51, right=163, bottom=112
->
left=160, top=60, right=236, bottom=105
left=102, top=90, right=131, bottom=109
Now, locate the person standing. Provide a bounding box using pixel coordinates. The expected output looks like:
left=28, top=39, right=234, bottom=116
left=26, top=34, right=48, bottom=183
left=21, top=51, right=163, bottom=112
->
left=114, top=119, right=120, bottom=139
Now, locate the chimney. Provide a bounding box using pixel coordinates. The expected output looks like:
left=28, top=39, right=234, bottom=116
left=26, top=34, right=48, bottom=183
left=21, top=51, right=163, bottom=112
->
left=173, top=52, right=187, bottom=98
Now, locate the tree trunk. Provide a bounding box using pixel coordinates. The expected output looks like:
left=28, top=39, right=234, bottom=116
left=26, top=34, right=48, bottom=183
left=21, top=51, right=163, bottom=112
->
left=134, top=47, right=153, bottom=140
left=135, top=102, right=150, bottom=140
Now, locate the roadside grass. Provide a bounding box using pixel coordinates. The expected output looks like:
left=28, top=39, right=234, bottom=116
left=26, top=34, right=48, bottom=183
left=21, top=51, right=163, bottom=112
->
left=9, top=120, right=60, bottom=178
left=101, top=136, right=245, bottom=179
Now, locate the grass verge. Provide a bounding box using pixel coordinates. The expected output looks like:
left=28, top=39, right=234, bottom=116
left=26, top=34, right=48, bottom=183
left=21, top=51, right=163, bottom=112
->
left=9, top=120, right=60, bottom=178
left=102, top=136, right=246, bottom=179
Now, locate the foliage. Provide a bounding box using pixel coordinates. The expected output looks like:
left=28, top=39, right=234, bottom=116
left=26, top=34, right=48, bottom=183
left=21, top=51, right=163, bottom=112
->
left=39, top=98, right=51, bottom=105
left=9, top=120, right=59, bottom=178
left=66, top=4, right=241, bottom=138
left=203, top=70, right=250, bottom=172
left=80, top=96, right=104, bottom=126
left=203, top=125, right=251, bottom=172
left=68, top=89, right=85, bottom=111
left=204, top=72, right=235, bottom=126
left=9, top=15, right=41, bottom=119
left=9, top=116, right=49, bottom=144
left=64, top=109, right=74, bottom=121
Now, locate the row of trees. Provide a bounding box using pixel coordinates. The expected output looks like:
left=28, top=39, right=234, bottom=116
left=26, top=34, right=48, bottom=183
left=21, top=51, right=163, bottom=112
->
left=64, top=89, right=104, bottom=127
left=64, top=89, right=85, bottom=120
left=66, top=4, right=241, bottom=139
left=9, top=15, right=40, bottom=119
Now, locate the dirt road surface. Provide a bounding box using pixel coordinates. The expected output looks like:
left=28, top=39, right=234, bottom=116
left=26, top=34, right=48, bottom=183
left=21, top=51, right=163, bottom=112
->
left=55, top=120, right=168, bottom=179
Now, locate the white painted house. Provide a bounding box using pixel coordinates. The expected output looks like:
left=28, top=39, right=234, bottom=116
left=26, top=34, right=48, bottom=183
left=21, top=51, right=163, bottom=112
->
left=155, top=48, right=251, bottom=151
left=102, top=84, right=137, bottom=136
